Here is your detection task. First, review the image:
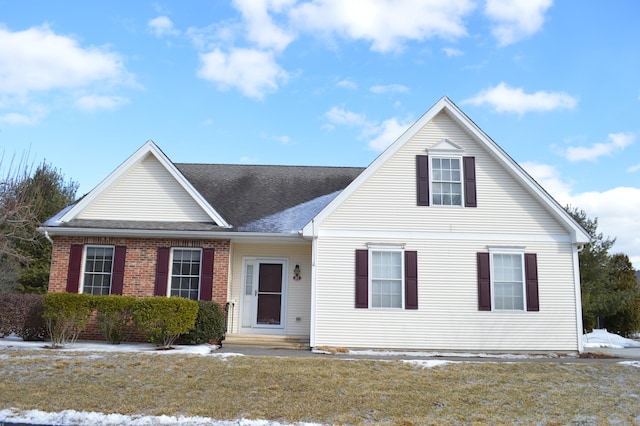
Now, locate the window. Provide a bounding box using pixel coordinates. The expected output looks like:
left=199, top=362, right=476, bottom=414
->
left=371, top=250, right=403, bottom=308
left=492, top=253, right=525, bottom=310
left=170, top=248, right=202, bottom=300
left=431, top=157, right=462, bottom=206
left=478, top=250, right=539, bottom=312
left=83, top=246, right=114, bottom=295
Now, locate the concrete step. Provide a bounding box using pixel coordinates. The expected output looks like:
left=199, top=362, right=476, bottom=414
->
left=224, top=334, right=310, bottom=350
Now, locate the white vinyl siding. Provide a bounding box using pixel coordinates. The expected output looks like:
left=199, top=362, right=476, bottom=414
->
left=312, top=110, right=581, bottom=352
left=78, top=154, right=212, bottom=222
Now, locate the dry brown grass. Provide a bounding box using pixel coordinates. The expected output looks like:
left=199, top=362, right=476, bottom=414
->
left=1, top=350, right=639, bottom=425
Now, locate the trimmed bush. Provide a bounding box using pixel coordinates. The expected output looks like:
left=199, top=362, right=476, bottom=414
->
left=42, top=292, right=94, bottom=348
left=0, top=294, right=46, bottom=341
left=94, top=295, right=137, bottom=344
left=132, top=297, right=198, bottom=349
left=182, top=301, right=226, bottom=345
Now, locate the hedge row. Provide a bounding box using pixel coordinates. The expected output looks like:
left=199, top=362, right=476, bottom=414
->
left=0, top=293, right=226, bottom=349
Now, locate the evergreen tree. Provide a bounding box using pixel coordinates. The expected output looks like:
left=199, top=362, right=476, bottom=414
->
left=566, top=207, right=640, bottom=335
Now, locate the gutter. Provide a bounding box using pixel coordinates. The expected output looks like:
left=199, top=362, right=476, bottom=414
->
left=43, top=231, right=54, bottom=245
left=37, top=226, right=307, bottom=243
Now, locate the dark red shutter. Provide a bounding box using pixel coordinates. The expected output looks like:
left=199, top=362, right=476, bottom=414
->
left=66, top=244, right=83, bottom=293
left=355, top=249, right=368, bottom=308
left=404, top=251, right=418, bottom=310
left=477, top=252, right=491, bottom=311
left=154, top=247, right=170, bottom=296
left=200, top=248, right=214, bottom=301
left=416, top=155, right=430, bottom=206
left=525, top=253, right=539, bottom=311
left=110, top=246, right=127, bottom=295
left=463, top=156, right=477, bottom=208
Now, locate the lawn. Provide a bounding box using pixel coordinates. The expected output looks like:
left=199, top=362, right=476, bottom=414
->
left=0, top=350, right=639, bottom=425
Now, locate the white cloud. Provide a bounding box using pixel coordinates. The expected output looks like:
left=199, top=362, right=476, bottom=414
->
left=442, top=47, right=463, bottom=57
left=365, top=117, right=412, bottom=151
left=463, top=82, right=578, bottom=114
left=148, top=16, right=179, bottom=37
left=571, top=187, right=640, bottom=267
left=232, top=0, right=295, bottom=51
left=336, top=79, right=358, bottom=90
left=562, top=132, right=635, bottom=162
left=197, top=48, right=289, bottom=99
left=75, top=95, right=129, bottom=111
left=0, top=25, right=130, bottom=95
left=289, top=0, right=475, bottom=52
left=628, top=163, right=640, bottom=173
left=521, top=161, right=640, bottom=269
left=324, top=106, right=411, bottom=152
left=484, top=0, right=553, bottom=46
left=325, top=106, right=368, bottom=127
left=369, top=84, right=409, bottom=94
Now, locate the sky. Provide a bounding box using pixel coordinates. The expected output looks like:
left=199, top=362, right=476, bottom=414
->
left=0, top=1, right=638, bottom=267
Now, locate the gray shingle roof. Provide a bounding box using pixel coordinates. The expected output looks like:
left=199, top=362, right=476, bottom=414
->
left=175, top=164, right=364, bottom=229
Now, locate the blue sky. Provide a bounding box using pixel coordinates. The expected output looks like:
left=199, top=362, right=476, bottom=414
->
left=1, top=1, right=639, bottom=268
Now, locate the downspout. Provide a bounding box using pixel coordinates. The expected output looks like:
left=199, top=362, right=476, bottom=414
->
left=309, top=219, right=318, bottom=348
left=44, top=231, right=54, bottom=245
left=573, top=243, right=584, bottom=353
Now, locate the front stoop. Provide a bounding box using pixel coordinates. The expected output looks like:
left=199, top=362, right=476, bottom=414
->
left=224, top=334, right=310, bottom=350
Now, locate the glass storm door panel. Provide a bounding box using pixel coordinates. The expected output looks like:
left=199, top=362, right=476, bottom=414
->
left=255, top=263, right=283, bottom=326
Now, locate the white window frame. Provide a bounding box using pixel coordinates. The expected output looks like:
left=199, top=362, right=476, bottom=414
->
left=368, top=245, right=405, bottom=309
left=81, top=245, right=115, bottom=295
left=489, top=247, right=526, bottom=311
left=430, top=155, right=464, bottom=207
left=168, top=247, right=202, bottom=300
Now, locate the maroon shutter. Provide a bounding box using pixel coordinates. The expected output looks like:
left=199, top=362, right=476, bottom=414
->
left=477, top=252, right=491, bottom=311
left=416, top=155, right=430, bottom=206
left=463, top=156, right=477, bottom=208
left=110, top=246, right=127, bottom=295
left=200, top=248, right=214, bottom=301
left=66, top=244, right=83, bottom=293
left=355, top=249, right=369, bottom=308
left=154, top=247, right=170, bottom=296
left=525, top=253, right=539, bottom=311
left=404, top=251, right=418, bottom=310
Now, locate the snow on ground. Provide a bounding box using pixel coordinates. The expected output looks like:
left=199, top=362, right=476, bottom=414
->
left=2, top=330, right=640, bottom=425
left=583, top=329, right=640, bottom=349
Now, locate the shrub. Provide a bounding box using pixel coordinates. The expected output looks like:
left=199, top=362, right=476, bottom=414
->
left=132, top=297, right=198, bottom=349
left=42, top=292, right=94, bottom=348
left=94, top=295, right=137, bottom=344
left=0, top=294, right=46, bottom=341
left=182, top=301, right=226, bottom=345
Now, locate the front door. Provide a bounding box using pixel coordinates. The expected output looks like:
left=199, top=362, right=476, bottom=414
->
left=255, top=263, right=283, bottom=326
left=241, top=258, right=287, bottom=332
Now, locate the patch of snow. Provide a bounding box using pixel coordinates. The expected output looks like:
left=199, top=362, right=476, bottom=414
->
left=344, top=349, right=569, bottom=359
left=0, top=409, right=323, bottom=426
left=239, top=191, right=341, bottom=233
left=403, top=359, right=457, bottom=368
left=619, top=361, right=640, bottom=368
left=583, top=329, right=640, bottom=349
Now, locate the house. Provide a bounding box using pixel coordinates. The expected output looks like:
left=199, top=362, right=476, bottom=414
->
left=40, top=97, right=591, bottom=352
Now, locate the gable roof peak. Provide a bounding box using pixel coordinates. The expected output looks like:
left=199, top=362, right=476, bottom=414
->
left=58, top=140, right=231, bottom=227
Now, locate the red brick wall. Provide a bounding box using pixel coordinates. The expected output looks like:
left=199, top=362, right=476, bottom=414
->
left=49, top=235, right=230, bottom=305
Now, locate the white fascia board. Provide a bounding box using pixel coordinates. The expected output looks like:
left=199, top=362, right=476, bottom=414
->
left=38, top=225, right=306, bottom=243
left=59, top=140, right=231, bottom=228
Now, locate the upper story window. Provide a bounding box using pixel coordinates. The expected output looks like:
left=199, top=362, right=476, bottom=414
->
left=431, top=157, right=462, bottom=206
left=170, top=248, right=202, bottom=300
left=82, top=245, right=114, bottom=295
